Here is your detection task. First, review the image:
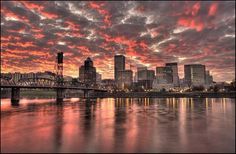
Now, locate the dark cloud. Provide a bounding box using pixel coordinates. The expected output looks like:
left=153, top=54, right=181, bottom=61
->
left=112, top=23, right=146, bottom=38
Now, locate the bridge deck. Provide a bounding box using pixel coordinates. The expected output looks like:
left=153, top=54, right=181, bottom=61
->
left=0, top=85, right=107, bottom=91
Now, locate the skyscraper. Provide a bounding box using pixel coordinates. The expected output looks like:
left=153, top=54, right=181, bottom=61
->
left=114, top=55, right=125, bottom=82
left=205, top=70, right=213, bottom=85
left=117, top=70, right=133, bottom=90
left=156, top=67, right=173, bottom=84
left=96, top=73, right=102, bottom=84
left=137, top=67, right=155, bottom=89
left=166, top=63, right=179, bottom=87
left=79, top=57, right=96, bottom=85
left=184, top=64, right=206, bottom=87
left=12, top=72, right=22, bottom=83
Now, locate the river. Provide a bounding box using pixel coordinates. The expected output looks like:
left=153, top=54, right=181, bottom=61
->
left=1, top=98, right=235, bottom=153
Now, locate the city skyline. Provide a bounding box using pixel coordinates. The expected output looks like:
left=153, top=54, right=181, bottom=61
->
left=0, top=55, right=216, bottom=85
left=1, top=1, right=235, bottom=82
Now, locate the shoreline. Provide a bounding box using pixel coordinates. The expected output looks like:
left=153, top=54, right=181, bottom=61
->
left=1, top=91, right=235, bottom=99
left=91, top=91, right=236, bottom=98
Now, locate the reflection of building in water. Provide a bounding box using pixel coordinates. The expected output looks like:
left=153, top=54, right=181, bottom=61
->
left=114, top=98, right=128, bottom=152
left=82, top=100, right=97, bottom=125
left=163, top=98, right=202, bottom=113
left=84, top=100, right=96, bottom=121
left=135, top=98, right=153, bottom=107
left=115, top=98, right=133, bottom=108
left=77, top=100, right=97, bottom=152
left=205, top=98, right=215, bottom=114
left=53, top=105, right=64, bottom=151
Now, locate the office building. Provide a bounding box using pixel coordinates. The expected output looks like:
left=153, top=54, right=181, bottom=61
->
left=101, top=79, right=116, bottom=91
left=184, top=64, right=206, bottom=87
left=165, top=63, right=179, bottom=87
left=36, top=71, right=56, bottom=80
left=152, top=79, right=174, bottom=91
left=21, top=72, right=36, bottom=79
left=134, top=72, right=138, bottom=82
left=79, top=57, right=96, bottom=85
left=117, top=70, right=133, bottom=90
left=137, top=67, right=155, bottom=89
left=114, top=55, right=125, bottom=82
left=96, top=73, right=102, bottom=84
left=205, top=70, right=213, bottom=85
left=0, top=73, right=11, bottom=79
left=153, top=66, right=174, bottom=91
left=156, top=67, right=173, bottom=84
left=64, top=76, right=73, bottom=82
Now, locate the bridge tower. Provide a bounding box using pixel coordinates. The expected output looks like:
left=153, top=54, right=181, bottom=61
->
left=56, top=52, right=63, bottom=84
left=11, top=87, right=20, bottom=105
left=56, top=52, right=64, bottom=102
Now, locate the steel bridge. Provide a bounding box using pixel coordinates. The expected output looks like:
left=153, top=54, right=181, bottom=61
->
left=0, top=52, right=107, bottom=104
left=0, top=76, right=107, bottom=104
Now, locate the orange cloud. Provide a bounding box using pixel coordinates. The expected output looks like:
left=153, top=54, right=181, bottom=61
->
left=21, top=1, right=58, bottom=19
left=89, top=2, right=111, bottom=26
left=34, top=33, right=44, bottom=39
left=65, top=21, right=80, bottom=30
left=178, top=17, right=204, bottom=32
left=20, top=1, right=44, bottom=10
left=139, top=41, right=148, bottom=49
left=1, top=42, right=35, bottom=48
left=191, top=2, right=201, bottom=16
left=77, top=46, right=90, bottom=54
left=1, top=36, right=21, bottom=42
left=40, top=11, right=58, bottom=19
left=4, top=49, right=51, bottom=57
left=208, top=3, right=218, bottom=16
left=1, top=7, right=29, bottom=23
left=1, top=52, right=28, bottom=59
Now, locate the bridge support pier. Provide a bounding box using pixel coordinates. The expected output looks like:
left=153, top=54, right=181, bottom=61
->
left=56, top=89, right=64, bottom=103
left=11, top=88, right=20, bottom=105
left=83, top=90, right=89, bottom=99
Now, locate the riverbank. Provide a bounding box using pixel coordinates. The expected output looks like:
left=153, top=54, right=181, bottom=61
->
left=91, top=91, right=236, bottom=98
left=1, top=89, right=235, bottom=99
left=0, top=89, right=83, bottom=99
left=1, top=89, right=56, bottom=99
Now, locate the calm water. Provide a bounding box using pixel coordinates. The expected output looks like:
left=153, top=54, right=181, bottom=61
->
left=1, top=98, right=235, bottom=153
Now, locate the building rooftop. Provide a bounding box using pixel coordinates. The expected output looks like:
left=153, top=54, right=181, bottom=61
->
left=166, top=62, right=178, bottom=65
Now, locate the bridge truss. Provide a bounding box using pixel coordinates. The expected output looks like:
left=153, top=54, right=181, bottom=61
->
left=0, top=76, right=89, bottom=88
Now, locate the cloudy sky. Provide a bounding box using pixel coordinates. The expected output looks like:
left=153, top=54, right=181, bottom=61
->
left=1, top=1, right=235, bottom=82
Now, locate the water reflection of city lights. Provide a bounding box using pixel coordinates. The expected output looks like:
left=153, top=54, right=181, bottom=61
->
left=70, top=98, right=80, bottom=102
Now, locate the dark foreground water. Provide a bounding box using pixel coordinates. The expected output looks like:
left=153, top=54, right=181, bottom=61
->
left=1, top=98, right=235, bottom=153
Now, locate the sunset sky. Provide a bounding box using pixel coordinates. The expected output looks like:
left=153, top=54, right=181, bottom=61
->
left=1, top=1, right=235, bottom=82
